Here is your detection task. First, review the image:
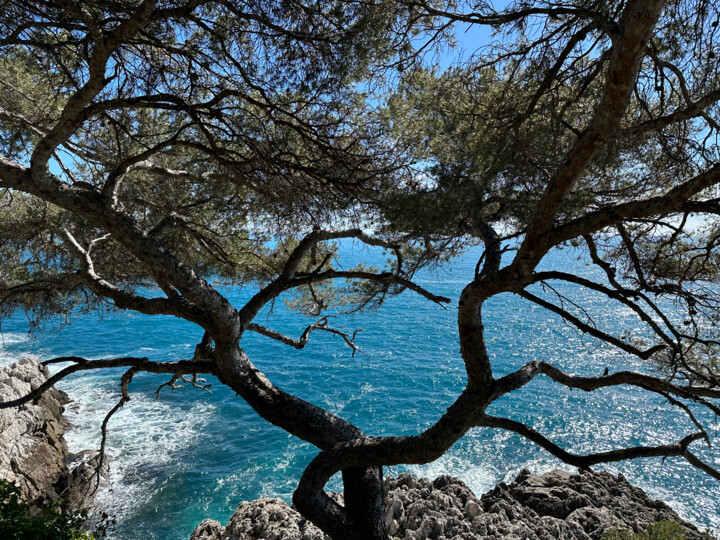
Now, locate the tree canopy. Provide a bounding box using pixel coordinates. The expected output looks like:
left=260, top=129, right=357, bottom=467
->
left=1, top=1, right=720, bottom=539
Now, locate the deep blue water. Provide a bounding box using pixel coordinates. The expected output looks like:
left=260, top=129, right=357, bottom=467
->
left=1, top=244, right=719, bottom=538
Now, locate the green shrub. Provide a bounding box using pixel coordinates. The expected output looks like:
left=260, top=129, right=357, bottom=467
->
left=602, top=520, right=717, bottom=540
left=0, top=480, right=93, bottom=540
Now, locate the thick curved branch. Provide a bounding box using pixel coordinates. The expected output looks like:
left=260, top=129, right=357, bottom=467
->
left=101, top=136, right=181, bottom=206
left=624, top=88, right=720, bottom=137
left=493, top=360, right=720, bottom=410
left=30, top=0, right=159, bottom=173
left=60, top=229, right=207, bottom=325
left=5, top=156, right=397, bottom=508
left=479, top=414, right=704, bottom=468
left=1, top=157, right=238, bottom=333
left=474, top=219, right=502, bottom=277
left=552, top=164, right=720, bottom=245
left=293, top=389, right=712, bottom=537
left=293, top=348, right=720, bottom=534
left=515, top=0, right=666, bottom=270
left=293, top=387, right=486, bottom=536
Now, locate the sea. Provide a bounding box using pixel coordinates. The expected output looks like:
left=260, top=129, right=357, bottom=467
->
left=1, top=242, right=719, bottom=539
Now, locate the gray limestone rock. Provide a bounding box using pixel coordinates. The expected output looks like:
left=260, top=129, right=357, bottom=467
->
left=189, top=519, right=225, bottom=540
left=0, top=357, right=99, bottom=510
left=223, top=498, right=326, bottom=540
left=190, top=469, right=704, bottom=540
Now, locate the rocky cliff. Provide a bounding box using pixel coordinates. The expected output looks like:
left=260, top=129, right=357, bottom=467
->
left=190, top=469, right=705, bottom=540
left=0, top=357, right=98, bottom=510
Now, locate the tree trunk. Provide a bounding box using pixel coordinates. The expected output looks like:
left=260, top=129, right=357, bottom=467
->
left=342, top=466, right=388, bottom=540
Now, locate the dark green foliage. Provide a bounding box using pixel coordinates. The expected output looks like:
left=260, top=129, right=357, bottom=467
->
left=601, top=521, right=687, bottom=540
left=601, top=520, right=718, bottom=540
left=0, top=0, right=443, bottom=329
left=0, top=480, right=93, bottom=540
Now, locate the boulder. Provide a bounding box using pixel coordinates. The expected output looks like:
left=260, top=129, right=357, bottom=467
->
left=0, top=357, right=99, bottom=510
left=190, top=469, right=704, bottom=540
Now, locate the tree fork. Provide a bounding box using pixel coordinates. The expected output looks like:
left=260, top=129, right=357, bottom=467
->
left=214, top=343, right=389, bottom=537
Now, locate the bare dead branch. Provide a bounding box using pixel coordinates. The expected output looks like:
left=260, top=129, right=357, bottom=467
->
left=247, top=316, right=363, bottom=356
left=0, top=357, right=218, bottom=410
left=156, top=372, right=212, bottom=398
left=58, top=228, right=209, bottom=325
left=92, top=367, right=137, bottom=493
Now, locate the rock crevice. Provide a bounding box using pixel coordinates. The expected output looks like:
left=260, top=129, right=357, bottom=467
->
left=0, top=357, right=98, bottom=510
left=191, top=469, right=705, bottom=540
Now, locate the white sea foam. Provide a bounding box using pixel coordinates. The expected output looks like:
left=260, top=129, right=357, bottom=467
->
left=404, top=452, right=498, bottom=496
left=0, top=331, right=26, bottom=347
left=0, top=332, right=33, bottom=366
left=59, top=374, right=217, bottom=524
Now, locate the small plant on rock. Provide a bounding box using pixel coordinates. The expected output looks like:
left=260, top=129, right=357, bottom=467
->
left=0, top=480, right=94, bottom=540
left=602, top=520, right=717, bottom=540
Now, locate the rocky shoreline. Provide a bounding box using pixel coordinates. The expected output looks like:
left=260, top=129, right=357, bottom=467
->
left=0, top=357, right=99, bottom=511
left=0, top=359, right=709, bottom=539
left=190, top=470, right=706, bottom=540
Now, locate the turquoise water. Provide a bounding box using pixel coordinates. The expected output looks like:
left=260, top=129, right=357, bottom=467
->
left=1, top=244, right=719, bottom=538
